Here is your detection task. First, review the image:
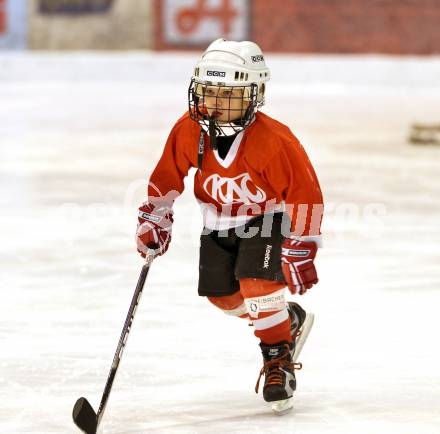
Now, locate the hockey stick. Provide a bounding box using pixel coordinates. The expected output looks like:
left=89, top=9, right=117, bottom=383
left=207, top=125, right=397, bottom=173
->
left=72, top=255, right=154, bottom=434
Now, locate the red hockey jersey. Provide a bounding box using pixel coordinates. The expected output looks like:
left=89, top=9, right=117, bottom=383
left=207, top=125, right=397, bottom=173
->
left=148, top=111, right=323, bottom=237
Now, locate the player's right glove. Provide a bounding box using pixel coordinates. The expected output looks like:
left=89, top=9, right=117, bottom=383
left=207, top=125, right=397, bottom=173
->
left=136, top=201, right=174, bottom=257
left=281, top=238, right=318, bottom=295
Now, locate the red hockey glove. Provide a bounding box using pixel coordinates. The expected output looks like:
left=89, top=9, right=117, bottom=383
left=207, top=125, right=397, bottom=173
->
left=136, top=201, right=173, bottom=258
left=281, top=238, right=318, bottom=295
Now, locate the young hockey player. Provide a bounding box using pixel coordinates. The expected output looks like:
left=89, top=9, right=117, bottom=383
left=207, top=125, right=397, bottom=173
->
left=136, top=39, right=323, bottom=413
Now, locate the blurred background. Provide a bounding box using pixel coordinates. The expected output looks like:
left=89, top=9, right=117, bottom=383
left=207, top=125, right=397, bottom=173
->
left=1, top=1, right=440, bottom=433
left=0, top=0, right=439, bottom=52
left=2, top=0, right=440, bottom=53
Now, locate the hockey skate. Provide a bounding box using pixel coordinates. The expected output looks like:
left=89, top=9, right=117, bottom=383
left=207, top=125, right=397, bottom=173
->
left=256, top=302, right=314, bottom=415
left=288, top=301, right=315, bottom=363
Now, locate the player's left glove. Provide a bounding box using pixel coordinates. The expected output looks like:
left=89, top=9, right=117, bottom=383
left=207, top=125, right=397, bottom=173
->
left=281, top=238, right=318, bottom=295
left=136, top=201, right=173, bottom=258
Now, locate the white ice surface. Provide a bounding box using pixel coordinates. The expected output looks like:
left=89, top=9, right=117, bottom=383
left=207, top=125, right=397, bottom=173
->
left=1, top=52, right=440, bottom=434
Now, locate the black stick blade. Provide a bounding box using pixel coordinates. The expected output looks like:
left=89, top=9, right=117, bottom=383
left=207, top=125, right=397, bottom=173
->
left=73, top=397, right=98, bottom=434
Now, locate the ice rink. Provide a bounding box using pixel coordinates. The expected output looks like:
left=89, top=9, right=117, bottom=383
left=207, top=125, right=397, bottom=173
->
left=1, top=52, right=440, bottom=433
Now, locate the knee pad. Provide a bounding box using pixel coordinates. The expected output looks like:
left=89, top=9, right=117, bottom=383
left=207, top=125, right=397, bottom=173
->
left=207, top=292, right=248, bottom=317
left=240, top=278, right=286, bottom=318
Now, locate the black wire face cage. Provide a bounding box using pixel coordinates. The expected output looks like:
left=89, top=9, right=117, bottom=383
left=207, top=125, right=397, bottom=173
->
left=188, top=78, right=259, bottom=137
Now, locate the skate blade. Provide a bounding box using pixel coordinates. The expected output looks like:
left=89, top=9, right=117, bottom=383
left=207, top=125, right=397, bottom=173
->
left=271, top=398, right=293, bottom=415
left=293, top=312, right=315, bottom=363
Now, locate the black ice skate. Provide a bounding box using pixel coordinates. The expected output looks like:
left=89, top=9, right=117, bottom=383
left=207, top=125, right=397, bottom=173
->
left=287, top=301, right=306, bottom=357
left=288, top=302, right=314, bottom=366
left=256, top=303, right=315, bottom=415
left=255, top=341, right=301, bottom=403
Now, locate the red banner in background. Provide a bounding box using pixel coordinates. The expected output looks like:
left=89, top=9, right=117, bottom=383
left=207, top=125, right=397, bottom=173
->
left=155, top=0, right=249, bottom=49
left=155, top=0, right=440, bottom=55
left=0, top=0, right=6, bottom=35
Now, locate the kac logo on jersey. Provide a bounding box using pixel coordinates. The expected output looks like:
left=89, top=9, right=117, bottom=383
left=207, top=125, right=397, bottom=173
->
left=203, top=173, right=267, bottom=205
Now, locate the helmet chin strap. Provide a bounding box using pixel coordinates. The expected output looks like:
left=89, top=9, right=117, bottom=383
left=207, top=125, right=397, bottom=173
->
left=197, top=119, right=221, bottom=172
left=208, top=119, right=218, bottom=150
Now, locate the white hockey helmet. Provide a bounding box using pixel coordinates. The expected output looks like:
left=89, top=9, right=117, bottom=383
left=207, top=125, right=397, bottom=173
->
left=193, top=38, right=270, bottom=104
left=188, top=39, right=270, bottom=141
